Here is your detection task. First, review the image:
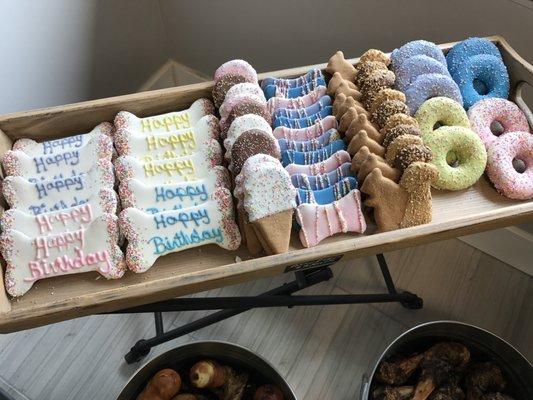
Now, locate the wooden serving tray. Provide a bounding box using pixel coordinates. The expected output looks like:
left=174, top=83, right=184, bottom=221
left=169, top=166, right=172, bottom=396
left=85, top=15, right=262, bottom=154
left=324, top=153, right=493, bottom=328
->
left=0, top=36, right=531, bottom=333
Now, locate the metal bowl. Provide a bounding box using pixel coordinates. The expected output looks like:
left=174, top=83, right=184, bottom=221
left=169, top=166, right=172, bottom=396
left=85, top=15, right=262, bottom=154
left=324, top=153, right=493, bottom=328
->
left=117, top=341, right=297, bottom=400
left=360, top=321, right=533, bottom=400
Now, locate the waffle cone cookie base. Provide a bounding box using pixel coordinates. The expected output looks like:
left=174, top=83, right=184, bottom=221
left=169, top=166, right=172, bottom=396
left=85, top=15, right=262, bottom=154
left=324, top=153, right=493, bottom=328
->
left=237, top=209, right=263, bottom=256
left=251, top=209, right=293, bottom=255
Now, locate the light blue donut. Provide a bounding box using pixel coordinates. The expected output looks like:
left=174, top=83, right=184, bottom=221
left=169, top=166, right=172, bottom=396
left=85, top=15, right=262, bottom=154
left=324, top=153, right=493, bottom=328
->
left=405, top=73, right=463, bottom=115
left=273, top=95, right=332, bottom=119
left=395, top=55, right=451, bottom=91
left=291, top=162, right=354, bottom=190
left=281, top=140, right=346, bottom=166
left=278, top=128, right=340, bottom=152
left=296, top=176, right=357, bottom=205
left=273, top=106, right=332, bottom=129
left=451, top=54, right=510, bottom=109
left=391, top=40, right=447, bottom=70
left=446, top=37, right=502, bottom=77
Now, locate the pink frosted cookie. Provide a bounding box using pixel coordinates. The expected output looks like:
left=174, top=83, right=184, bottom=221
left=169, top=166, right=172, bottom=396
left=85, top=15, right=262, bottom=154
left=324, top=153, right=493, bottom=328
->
left=224, top=114, right=273, bottom=162
left=273, top=115, right=337, bottom=140
left=2, top=133, right=113, bottom=179
left=114, top=139, right=222, bottom=184
left=468, top=98, right=530, bottom=150
left=266, top=86, right=327, bottom=114
left=119, top=166, right=230, bottom=212
left=486, top=131, right=533, bottom=200
left=3, top=160, right=114, bottom=215
left=214, top=59, right=258, bottom=84
left=12, top=122, right=114, bottom=155
left=114, top=98, right=214, bottom=136
left=114, top=115, right=220, bottom=159
left=285, top=150, right=351, bottom=176
left=219, top=83, right=266, bottom=119
left=1, top=213, right=125, bottom=297
left=120, top=187, right=241, bottom=273
left=296, top=189, right=366, bottom=247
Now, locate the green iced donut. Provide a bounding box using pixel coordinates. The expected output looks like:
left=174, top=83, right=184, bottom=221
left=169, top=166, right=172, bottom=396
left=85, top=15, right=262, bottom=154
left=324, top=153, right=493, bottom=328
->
left=415, top=97, right=470, bottom=137
left=423, top=126, right=487, bottom=190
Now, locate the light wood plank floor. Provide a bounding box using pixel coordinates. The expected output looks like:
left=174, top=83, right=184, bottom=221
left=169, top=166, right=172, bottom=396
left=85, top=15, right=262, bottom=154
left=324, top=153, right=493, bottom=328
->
left=0, top=238, right=531, bottom=400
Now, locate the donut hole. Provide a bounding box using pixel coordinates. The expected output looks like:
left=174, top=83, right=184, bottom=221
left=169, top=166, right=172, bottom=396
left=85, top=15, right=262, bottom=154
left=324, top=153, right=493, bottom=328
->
left=473, top=79, right=489, bottom=95
left=513, top=158, right=526, bottom=173
left=433, top=121, right=444, bottom=130
left=490, top=120, right=505, bottom=136
left=446, top=151, right=460, bottom=168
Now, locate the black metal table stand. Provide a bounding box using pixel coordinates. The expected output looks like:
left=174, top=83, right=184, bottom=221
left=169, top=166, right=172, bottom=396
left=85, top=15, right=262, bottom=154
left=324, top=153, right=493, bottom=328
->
left=109, top=253, right=423, bottom=364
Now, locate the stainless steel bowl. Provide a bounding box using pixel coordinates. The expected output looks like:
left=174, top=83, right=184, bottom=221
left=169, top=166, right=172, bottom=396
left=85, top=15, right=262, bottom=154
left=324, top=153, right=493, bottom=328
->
left=360, top=321, right=533, bottom=400
left=117, top=341, right=297, bottom=400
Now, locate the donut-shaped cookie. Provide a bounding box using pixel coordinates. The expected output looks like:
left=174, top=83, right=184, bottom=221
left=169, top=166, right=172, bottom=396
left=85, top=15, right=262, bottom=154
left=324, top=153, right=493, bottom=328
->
left=372, top=100, right=410, bottom=128
left=486, top=131, right=533, bottom=200
left=395, top=55, right=450, bottom=91
left=446, top=37, right=502, bottom=77
left=391, top=40, right=447, bottom=70
left=451, top=54, right=510, bottom=109
left=468, top=98, right=530, bottom=150
left=415, top=97, right=470, bottom=137
left=214, top=59, right=257, bottom=83
left=405, top=73, right=463, bottom=115
left=423, top=126, right=487, bottom=190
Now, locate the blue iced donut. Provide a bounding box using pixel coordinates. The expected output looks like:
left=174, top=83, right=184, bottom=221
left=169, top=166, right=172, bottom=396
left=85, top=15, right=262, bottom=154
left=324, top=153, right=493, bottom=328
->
left=395, top=55, right=451, bottom=91
left=391, top=40, right=447, bottom=70
left=451, top=54, right=510, bottom=109
left=405, top=73, right=463, bottom=115
left=446, top=37, right=502, bottom=77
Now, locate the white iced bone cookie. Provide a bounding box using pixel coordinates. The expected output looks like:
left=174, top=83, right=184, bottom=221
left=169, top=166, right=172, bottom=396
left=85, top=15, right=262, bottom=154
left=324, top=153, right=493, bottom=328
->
left=0, top=189, right=117, bottom=237
left=219, top=83, right=266, bottom=119
left=242, top=160, right=297, bottom=222
left=114, top=115, right=220, bottom=160
left=119, top=166, right=230, bottom=213
left=114, top=140, right=222, bottom=185
left=114, top=98, right=214, bottom=136
left=0, top=213, right=125, bottom=297
left=120, top=187, right=241, bottom=273
left=12, top=122, right=114, bottom=156
left=224, top=114, right=273, bottom=161
left=2, top=160, right=114, bottom=215
left=2, top=133, right=113, bottom=180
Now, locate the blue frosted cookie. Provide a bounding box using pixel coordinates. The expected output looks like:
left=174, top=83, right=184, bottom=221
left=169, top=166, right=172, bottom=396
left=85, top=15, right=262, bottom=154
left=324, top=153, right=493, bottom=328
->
left=281, top=140, right=346, bottom=166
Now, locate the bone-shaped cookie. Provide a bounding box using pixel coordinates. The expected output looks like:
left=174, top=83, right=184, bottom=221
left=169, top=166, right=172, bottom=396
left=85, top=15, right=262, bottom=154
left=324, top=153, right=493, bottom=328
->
left=295, top=189, right=366, bottom=247
left=2, top=133, right=113, bottom=180
left=114, top=114, right=220, bottom=160
left=1, top=214, right=125, bottom=297
left=273, top=115, right=338, bottom=140
left=120, top=188, right=241, bottom=273
left=114, top=141, right=222, bottom=184
left=285, top=150, right=351, bottom=175
left=118, top=166, right=230, bottom=213
left=281, top=140, right=346, bottom=166
left=273, top=95, right=332, bottom=120
left=264, top=77, right=327, bottom=100
left=114, top=98, right=214, bottom=136
left=261, top=69, right=323, bottom=89
left=278, top=128, right=341, bottom=152
left=296, top=176, right=358, bottom=205
left=0, top=190, right=117, bottom=237
left=12, top=122, right=114, bottom=156
left=267, top=86, right=327, bottom=114
left=273, top=106, right=332, bottom=129
left=291, top=162, right=353, bottom=190
left=3, top=160, right=114, bottom=215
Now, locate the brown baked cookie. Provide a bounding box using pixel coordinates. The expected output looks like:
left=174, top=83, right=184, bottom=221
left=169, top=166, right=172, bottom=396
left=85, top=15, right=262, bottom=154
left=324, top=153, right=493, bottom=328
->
left=371, top=99, right=410, bottom=128
left=382, top=124, right=422, bottom=148
left=347, top=130, right=385, bottom=157
left=361, top=69, right=396, bottom=108
left=381, top=113, right=419, bottom=133
left=334, top=95, right=368, bottom=121
left=346, top=114, right=382, bottom=143
left=231, top=129, right=280, bottom=175
left=327, top=72, right=356, bottom=96
left=385, top=134, right=423, bottom=166
left=335, top=81, right=362, bottom=100
left=355, top=61, right=388, bottom=86
left=326, top=50, right=357, bottom=82
left=212, top=73, right=249, bottom=108
left=370, top=89, right=406, bottom=114
left=352, top=147, right=401, bottom=183
left=394, top=144, right=433, bottom=171
left=222, top=98, right=271, bottom=138
left=338, top=107, right=359, bottom=133
left=359, top=49, right=391, bottom=66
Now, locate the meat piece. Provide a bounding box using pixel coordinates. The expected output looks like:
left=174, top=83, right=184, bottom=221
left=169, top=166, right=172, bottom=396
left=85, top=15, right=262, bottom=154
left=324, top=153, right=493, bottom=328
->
left=429, top=385, right=465, bottom=400
left=373, top=386, right=414, bottom=400
left=376, top=354, right=424, bottom=385
left=424, top=343, right=470, bottom=369
left=465, top=363, right=506, bottom=400
left=479, top=394, right=514, bottom=400
left=412, top=359, right=454, bottom=400
left=253, top=384, right=284, bottom=400
left=138, top=369, right=182, bottom=400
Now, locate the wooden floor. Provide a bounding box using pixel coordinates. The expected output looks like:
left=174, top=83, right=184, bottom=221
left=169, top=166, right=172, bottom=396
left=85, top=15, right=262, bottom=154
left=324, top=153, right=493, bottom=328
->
left=0, top=238, right=531, bottom=400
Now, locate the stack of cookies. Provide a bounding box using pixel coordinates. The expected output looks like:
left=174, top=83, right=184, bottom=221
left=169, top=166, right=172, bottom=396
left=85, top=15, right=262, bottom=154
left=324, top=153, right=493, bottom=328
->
left=214, top=60, right=294, bottom=255
left=114, top=99, right=241, bottom=273
left=326, top=49, right=438, bottom=232
left=0, top=123, right=124, bottom=297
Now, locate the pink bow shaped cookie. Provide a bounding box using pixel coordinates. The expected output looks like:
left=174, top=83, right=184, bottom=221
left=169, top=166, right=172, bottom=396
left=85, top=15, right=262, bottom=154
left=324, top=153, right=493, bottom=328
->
left=285, top=150, right=351, bottom=176
left=273, top=115, right=338, bottom=141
